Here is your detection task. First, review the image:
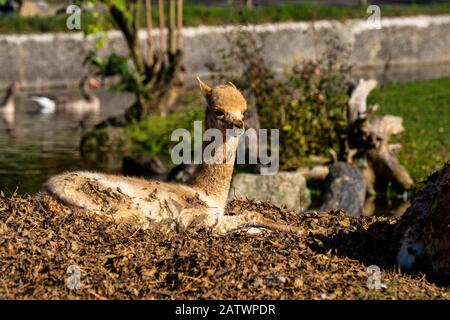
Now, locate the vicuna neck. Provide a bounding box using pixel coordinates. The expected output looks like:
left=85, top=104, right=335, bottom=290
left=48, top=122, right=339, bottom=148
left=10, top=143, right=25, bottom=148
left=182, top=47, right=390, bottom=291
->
left=189, top=125, right=239, bottom=209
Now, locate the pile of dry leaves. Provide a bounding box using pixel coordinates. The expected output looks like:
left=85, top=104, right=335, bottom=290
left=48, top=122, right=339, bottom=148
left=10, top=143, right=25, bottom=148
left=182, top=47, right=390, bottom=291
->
left=0, top=193, right=449, bottom=299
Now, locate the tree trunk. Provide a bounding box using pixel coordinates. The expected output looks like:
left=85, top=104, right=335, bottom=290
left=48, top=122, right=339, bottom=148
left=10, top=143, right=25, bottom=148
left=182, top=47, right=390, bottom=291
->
left=145, top=0, right=154, bottom=66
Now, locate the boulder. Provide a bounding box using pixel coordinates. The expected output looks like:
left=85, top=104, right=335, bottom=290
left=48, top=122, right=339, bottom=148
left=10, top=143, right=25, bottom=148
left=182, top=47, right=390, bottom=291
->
left=319, top=162, right=367, bottom=216
left=229, top=172, right=311, bottom=212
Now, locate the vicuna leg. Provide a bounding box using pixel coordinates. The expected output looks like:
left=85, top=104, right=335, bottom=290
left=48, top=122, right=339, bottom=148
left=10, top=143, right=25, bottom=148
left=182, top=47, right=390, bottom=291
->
left=214, top=210, right=302, bottom=235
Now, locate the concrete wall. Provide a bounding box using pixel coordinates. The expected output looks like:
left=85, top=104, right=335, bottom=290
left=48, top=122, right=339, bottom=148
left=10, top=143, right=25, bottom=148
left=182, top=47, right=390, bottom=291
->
left=1, top=14, right=450, bottom=89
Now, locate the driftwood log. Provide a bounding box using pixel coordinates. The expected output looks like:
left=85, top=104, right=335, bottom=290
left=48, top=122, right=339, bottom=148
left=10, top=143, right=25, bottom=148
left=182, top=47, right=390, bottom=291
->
left=367, top=116, right=414, bottom=190
left=297, top=165, right=329, bottom=180
left=320, top=78, right=414, bottom=215
left=346, top=79, right=413, bottom=190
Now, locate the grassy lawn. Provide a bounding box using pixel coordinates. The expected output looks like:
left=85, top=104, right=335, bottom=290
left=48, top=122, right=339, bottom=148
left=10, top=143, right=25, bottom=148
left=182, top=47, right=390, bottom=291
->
left=369, top=76, right=450, bottom=183
left=1, top=3, right=450, bottom=34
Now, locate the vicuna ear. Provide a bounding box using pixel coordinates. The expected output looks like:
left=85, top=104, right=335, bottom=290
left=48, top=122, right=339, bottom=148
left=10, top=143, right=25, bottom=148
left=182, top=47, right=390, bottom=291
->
left=197, top=76, right=212, bottom=97
left=227, top=81, right=237, bottom=89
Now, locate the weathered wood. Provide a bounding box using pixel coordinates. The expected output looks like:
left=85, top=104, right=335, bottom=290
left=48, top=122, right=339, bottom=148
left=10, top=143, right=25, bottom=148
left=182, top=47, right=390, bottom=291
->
left=367, top=115, right=414, bottom=190
left=319, top=162, right=366, bottom=216
left=369, top=147, right=414, bottom=190
left=297, top=165, right=329, bottom=180
left=345, top=79, right=414, bottom=192
left=145, top=0, right=154, bottom=66
left=347, top=78, right=378, bottom=124
left=325, top=78, right=413, bottom=215
left=368, top=115, right=404, bottom=140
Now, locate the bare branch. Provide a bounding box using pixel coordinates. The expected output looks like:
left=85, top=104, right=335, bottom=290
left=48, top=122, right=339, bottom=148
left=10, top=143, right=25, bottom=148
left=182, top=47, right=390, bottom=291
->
left=348, top=78, right=378, bottom=123
left=168, top=0, right=176, bottom=54
left=158, top=0, right=166, bottom=60
left=131, top=0, right=145, bottom=72
left=177, top=0, right=183, bottom=51
left=145, top=0, right=154, bottom=66
left=110, top=2, right=145, bottom=72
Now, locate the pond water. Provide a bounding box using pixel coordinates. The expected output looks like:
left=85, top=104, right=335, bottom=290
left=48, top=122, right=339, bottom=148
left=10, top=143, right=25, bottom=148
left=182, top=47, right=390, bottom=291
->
left=0, top=88, right=132, bottom=195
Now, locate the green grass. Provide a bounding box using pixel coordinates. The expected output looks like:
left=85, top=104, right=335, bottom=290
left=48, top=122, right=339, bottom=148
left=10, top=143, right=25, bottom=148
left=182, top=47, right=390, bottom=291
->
left=1, top=3, right=450, bottom=34
left=368, top=77, right=450, bottom=183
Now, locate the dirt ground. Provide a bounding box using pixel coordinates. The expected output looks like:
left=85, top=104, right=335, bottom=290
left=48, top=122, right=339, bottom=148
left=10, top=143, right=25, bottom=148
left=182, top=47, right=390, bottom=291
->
left=0, top=192, right=449, bottom=299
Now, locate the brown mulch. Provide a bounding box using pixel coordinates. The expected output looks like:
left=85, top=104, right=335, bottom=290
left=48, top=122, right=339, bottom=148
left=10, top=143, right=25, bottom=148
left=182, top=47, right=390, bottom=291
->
left=0, top=192, right=449, bottom=299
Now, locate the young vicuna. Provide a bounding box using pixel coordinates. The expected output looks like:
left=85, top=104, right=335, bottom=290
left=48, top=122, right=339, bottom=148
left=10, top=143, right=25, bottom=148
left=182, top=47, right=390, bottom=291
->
left=40, top=78, right=300, bottom=235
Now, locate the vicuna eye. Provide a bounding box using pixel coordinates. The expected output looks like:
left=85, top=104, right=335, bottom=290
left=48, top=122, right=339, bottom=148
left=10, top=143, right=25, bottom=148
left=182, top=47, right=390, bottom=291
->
left=215, top=110, right=225, bottom=118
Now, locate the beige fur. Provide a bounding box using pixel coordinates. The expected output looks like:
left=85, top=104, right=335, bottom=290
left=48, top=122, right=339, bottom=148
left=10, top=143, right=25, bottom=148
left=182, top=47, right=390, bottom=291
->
left=39, top=78, right=301, bottom=235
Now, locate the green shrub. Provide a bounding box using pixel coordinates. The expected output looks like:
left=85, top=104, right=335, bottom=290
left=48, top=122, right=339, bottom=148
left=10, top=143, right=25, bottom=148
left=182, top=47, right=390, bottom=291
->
left=124, top=106, right=205, bottom=161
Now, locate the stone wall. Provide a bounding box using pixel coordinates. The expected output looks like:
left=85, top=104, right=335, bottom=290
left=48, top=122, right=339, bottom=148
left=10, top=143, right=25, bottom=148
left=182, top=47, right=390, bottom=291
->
left=1, top=14, right=450, bottom=89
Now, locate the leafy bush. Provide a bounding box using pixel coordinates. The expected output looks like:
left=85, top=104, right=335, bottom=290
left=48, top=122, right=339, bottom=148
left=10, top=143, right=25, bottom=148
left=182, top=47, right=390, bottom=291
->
left=124, top=106, right=204, bottom=160
left=209, top=30, right=351, bottom=169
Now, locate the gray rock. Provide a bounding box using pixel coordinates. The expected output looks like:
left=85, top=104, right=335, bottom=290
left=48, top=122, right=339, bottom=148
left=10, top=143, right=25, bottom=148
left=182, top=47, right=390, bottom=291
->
left=319, top=162, right=366, bottom=216
left=228, top=172, right=311, bottom=212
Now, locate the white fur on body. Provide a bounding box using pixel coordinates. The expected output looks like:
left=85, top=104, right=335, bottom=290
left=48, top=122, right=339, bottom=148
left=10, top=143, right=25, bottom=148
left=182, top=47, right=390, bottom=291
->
left=42, top=171, right=223, bottom=233
left=41, top=134, right=265, bottom=235
left=40, top=169, right=291, bottom=235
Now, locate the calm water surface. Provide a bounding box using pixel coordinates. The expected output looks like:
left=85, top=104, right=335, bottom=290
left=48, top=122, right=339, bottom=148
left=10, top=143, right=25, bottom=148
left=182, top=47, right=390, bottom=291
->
left=0, top=88, right=132, bottom=195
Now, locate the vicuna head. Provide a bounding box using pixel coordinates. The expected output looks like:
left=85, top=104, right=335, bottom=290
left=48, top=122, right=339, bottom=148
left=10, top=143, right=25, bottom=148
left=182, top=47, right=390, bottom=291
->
left=197, top=77, right=247, bottom=137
